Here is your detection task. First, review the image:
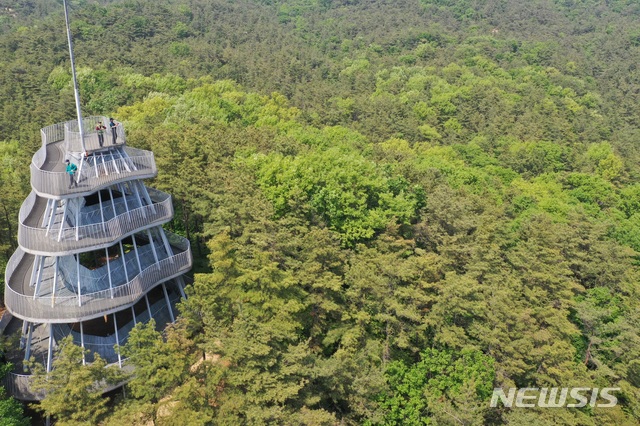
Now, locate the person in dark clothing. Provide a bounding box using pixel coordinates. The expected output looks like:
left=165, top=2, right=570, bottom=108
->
left=66, top=159, right=78, bottom=188
left=109, top=117, right=118, bottom=144
left=96, top=121, right=106, bottom=147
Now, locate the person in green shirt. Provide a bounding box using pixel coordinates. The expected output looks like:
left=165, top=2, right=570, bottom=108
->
left=66, top=159, right=78, bottom=188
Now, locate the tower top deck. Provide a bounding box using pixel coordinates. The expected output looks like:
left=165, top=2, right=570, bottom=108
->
left=41, top=115, right=127, bottom=155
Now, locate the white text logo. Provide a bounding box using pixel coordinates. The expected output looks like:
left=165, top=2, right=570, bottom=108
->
left=490, top=387, right=620, bottom=408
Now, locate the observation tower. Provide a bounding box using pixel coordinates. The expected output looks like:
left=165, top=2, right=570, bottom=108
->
left=1, top=0, right=191, bottom=401
left=2, top=116, right=192, bottom=400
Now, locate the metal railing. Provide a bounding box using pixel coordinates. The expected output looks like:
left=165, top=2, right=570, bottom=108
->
left=65, top=115, right=126, bottom=152
left=3, top=363, right=134, bottom=401
left=67, top=127, right=126, bottom=152
left=30, top=147, right=157, bottom=198
left=18, top=189, right=174, bottom=256
left=60, top=292, right=180, bottom=364
left=5, top=237, right=192, bottom=323
left=31, top=144, right=47, bottom=169
left=39, top=116, right=126, bottom=153
left=40, top=122, right=66, bottom=147
left=2, top=285, right=182, bottom=401
left=2, top=373, right=45, bottom=401
left=4, top=246, right=27, bottom=288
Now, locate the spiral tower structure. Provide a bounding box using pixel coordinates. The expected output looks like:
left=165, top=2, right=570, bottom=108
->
left=2, top=116, right=192, bottom=400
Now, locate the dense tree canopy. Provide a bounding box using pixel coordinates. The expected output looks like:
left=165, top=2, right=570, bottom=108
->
left=1, top=0, right=640, bottom=424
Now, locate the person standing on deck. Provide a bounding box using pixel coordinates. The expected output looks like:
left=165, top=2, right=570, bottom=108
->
left=109, top=117, right=118, bottom=144
left=96, top=121, right=106, bottom=147
left=66, top=159, right=78, bottom=188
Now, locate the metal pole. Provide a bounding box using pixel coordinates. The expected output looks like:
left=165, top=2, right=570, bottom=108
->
left=147, top=229, right=159, bottom=263
left=138, top=182, right=156, bottom=214
left=107, top=187, right=118, bottom=222
left=80, top=321, right=86, bottom=366
left=20, top=320, right=28, bottom=349
left=24, top=323, right=33, bottom=363
left=118, top=183, right=131, bottom=219
left=33, top=256, right=46, bottom=299
left=101, top=152, right=109, bottom=175
left=132, top=236, right=143, bottom=275
left=42, top=198, right=52, bottom=228
left=109, top=150, right=120, bottom=174
left=46, top=325, right=54, bottom=373
left=106, top=248, right=114, bottom=298
left=113, top=314, right=122, bottom=368
left=93, top=155, right=99, bottom=177
left=77, top=254, right=82, bottom=306
left=119, top=241, right=129, bottom=281
left=51, top=258, right=59, bottom=307
left=63, top=0, right=86, bottom=153
left=45, top=200, right=58, bottom=236
left=28, top=255, right=40, bottom=289
left=58, top=201, right=69, bottom=242
left=159, top=228, right=174, bottom=257
left=176, top=276, right=187, bottom=299
left=132, top=181, right=148, bottom=218
left=98, top=189, right=106, bottom=232
left=144, top=293, right=152, bottom=321
left=162, top=283, right=175, bottom=323
left=75, top=198, right=80, bottom=241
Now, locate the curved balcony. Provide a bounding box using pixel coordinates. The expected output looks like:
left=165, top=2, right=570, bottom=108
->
left=3, top=364, right=133, bottom=401
left=2, top=373, right=45, bottom=402
left=2, top=281, right=182, bottom=401
left=18, top=189, right=174, bottom=256
left=4, top=236, right=192, bottom=323
left=40, top=121, right=66, bottom=147
left=30, top=146, right=157, bottom=199
left=39, top=116, right=126, bottom=153
left=54, top=288, right=180, bottom=365
left=65, top=115, right=126, bottom=152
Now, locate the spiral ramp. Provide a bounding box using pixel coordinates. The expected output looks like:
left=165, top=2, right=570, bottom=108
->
left=2, top=116, right=192, bottom=400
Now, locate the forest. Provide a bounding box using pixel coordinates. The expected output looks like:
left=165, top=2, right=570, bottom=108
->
left=2, top=0, right=640, bottom=424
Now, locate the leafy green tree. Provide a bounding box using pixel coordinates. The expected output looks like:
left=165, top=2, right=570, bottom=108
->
left=121, top=319, right=193, bottom=405
left=375, top=348, right=495, bottom=425
left=247, top=146, right=423, bottom=245
left=584, top=142, right=624, bottom=181
left=0, top=363, right=29, bottom=426
left=4, top=0, right=640, bottom=424
left=28, top=335, right=121, bottom=425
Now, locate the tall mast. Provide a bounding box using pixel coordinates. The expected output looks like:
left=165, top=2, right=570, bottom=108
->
left=63, top=0, right=86, bottom=153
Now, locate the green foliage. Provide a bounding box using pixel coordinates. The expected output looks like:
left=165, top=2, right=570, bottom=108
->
left=502, top=141, right=568, bottom=176
left=619, top=184, right=640, bottom=218
left=116, top=319, right=198, bottom=422
left=0, top=364, right=29, bottom=426
left=47, top=66, right=71, bottom=91
left=172, top=21, right=191, bottom=39
left=583, top=142, right=624, bottom=181
left=0, top=393, right=29, bottom=426
left=2, top=0, right=640, bottom=424
left=179, top=230, right=344, bottom=423
left=28, top=336, right=122, bottom=425
left=375, top=348, right=495, bottom=425
left=169, top=42, right=191, bottom=57
left=247, top=147, right=423, bottom=244
left=563, top=173, right=619, bottom=210
left=121, top=319, right=194, bottom=405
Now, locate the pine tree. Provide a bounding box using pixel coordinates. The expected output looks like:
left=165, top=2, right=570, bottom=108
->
left=29, top=335, right=121, bottom=425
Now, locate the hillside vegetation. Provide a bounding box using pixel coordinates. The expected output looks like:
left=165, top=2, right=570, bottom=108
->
left=2, top=0, right=640, bottom=424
